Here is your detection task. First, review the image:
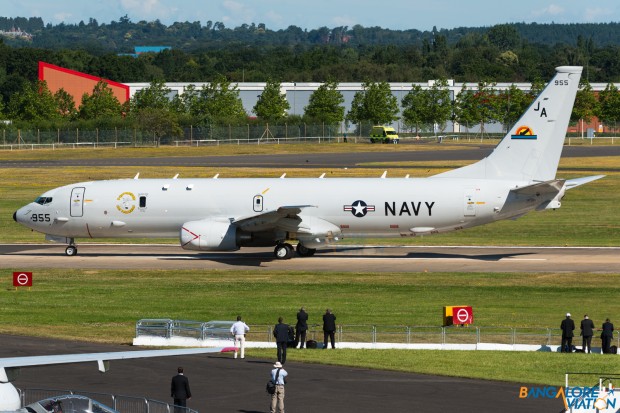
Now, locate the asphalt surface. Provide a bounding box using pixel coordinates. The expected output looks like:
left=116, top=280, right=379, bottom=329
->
left=1, top=334, right=563, bottom=413
left=1, top=144, right=620, bottom=169
left=2, top=244, right=619, bottom=273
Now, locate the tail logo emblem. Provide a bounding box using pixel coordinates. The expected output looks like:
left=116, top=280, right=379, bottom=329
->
left=511, top=126, right=537, bottom=140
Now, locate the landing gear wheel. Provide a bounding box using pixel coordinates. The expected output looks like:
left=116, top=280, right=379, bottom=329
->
left=65, top=245, right=78, bottom=256
left=274, top=243, right=294, bottom=260
left=296, top=243, right=316, bottom=257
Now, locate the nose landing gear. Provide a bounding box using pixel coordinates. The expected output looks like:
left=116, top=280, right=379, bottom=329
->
left=64, top=239, right=77, bottom=256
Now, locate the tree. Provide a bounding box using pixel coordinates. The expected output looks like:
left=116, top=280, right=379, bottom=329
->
left=53, top=88, right=77, bottom=119
left=596, top=83, right=620, bottom=132
left=346, top=81, right=399, bottom=125
left=131, top=79, right=172, bottom=111
left=304, top=80, right=344, bottom=124
left=7, top=80, right=60, bottom=122
left=135, top=107, right=183, bottom=146
left=193, top=75, right=247, bottom=122
left=487, top=24, right=521, bottom=51
left=79, top=81, right=122, bottom=119
left=401, top=84, right=426, bottom=133
left=253, top=79, right=290, bottom=122
left=571, top=79, right=598, bottom=129
left=453, top=84, right=477, bottom=133
left=424, top=79, right=452, bottom=133
left=494, top=84, right=532, bottom=132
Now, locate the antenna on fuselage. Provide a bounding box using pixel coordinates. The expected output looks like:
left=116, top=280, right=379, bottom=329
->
left=172, top=174, right=179, bottom=179
left=133, top=173, right=140, bottom=179
left=319, top=173, right=326, bottom=178
left=280, top=173, right=286, bottom=179
left=381, top=171, right=387, bottom=178
left=213, top=174, right=219, bottom=179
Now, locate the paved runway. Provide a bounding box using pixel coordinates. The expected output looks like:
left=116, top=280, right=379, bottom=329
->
left=2, top=145, right=619, bottom=169
left=1, top=334, right=562, bottom=413
left=2, top=243, right=619, bottom=273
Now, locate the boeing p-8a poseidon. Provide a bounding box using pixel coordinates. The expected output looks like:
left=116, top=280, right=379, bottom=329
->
left=14, top=66, right=603, bottom=259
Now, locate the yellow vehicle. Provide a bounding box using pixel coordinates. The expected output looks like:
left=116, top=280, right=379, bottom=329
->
left=369, top=126, right=399, bottom=144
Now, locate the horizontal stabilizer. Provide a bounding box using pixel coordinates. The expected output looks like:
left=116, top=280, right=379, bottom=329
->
left=565, top=175, right=605, bottom=190
left=509, top=180, right=565, bottom=197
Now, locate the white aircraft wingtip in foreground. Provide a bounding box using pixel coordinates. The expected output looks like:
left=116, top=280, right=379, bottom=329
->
left=14, top=66, right=603, bottom=259
left=0, top=346, right=236, bottom=411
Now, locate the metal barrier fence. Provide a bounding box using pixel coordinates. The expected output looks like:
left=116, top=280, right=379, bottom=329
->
left=135, top=319, right=620, bottom=348
left=18, top=388, right=198, bottom=413
left=0, top=124, right=350, bottom=148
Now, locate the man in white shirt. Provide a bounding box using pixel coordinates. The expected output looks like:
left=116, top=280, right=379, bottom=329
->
left=270, top=361, right=288, bottom=413
left=230, top=315, right=250, bottom=359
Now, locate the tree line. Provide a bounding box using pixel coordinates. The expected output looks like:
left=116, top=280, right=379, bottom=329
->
left=1, top=72, right=614, bottom=141
left=3, top=18, right=620, bottom=90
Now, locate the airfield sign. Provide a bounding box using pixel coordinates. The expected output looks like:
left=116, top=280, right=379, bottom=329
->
left=13, top=271, right=32, bottom=288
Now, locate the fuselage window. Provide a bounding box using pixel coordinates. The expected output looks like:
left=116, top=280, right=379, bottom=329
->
left=139, top=196, right=147, bottom=208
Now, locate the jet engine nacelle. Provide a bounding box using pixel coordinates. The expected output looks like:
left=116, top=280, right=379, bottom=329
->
left=180, top=219, right=239, bottom=251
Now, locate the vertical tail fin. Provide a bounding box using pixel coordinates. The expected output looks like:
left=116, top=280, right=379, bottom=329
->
left=434, top=66, right=582, bottom=181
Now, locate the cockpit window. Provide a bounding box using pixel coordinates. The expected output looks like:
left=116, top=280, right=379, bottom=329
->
left=35, top=197, right=53, bottom=205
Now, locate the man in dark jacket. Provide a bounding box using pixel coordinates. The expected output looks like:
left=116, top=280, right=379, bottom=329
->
left=322, top=308, right=337, bottom=349
left=560, top=313, right=575, bottom=353
left=295, top=307, right=309, bottom=349
left=602, top=318, right=614, bottom=354
left=273, top=317, right=290, bottom=364
left=171, top=367, right=191, bottom=413
left=580, top=314, right=595, bottom=353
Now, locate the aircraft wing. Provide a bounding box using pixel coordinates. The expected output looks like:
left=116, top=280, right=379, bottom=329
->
left=0, top=347, right=236, bottom=410
left=0, top=347, right=236, bottom=373
left=232, top=205, right=317, bottom=233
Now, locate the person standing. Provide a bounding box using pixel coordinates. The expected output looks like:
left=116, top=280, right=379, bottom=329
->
left=322, top=308, right=337, bottom=349
left=560, top=313, right=575, bottom=353
left=230, top=315, right=250, bottom=359
left=602, top=318, right=614, bottom=354
left=295, top=307, right=308, bottom=349
left=269, top=361, right=288, bottom=413
left=170, top=367, right=191, bottom=413
left=580, top=314, right=595, bottom=353
left=273, top=317, right=289, bottom=364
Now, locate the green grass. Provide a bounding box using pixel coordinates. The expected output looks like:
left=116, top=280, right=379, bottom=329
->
left=1, top=145, right=619, bottom=387
left=2, top=269, right=620, bottom=385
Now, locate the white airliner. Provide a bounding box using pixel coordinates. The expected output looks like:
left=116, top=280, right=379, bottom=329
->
left=0, top=346, right=235, bottom=411
left=14, top=66, right=603, bottom=259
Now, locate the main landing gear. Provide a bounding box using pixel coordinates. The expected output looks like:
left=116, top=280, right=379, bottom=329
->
left=273, top=242, right=317, bottom=259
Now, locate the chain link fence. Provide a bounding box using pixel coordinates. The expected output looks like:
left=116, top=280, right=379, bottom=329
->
left=135, top=319, right=620, bottom=348
left=18, top=389, right=197, bottom=413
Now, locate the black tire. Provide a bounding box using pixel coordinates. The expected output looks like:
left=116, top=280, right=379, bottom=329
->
left=65, top=245, right=77, bottom=256
left=274, top=243, right=294, bottom=259
left=296, top=243, right=316, bottom=257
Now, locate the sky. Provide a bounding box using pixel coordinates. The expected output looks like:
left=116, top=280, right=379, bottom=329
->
left=3, top=0, right=619, bottom=31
